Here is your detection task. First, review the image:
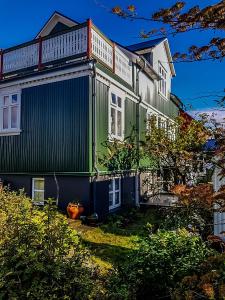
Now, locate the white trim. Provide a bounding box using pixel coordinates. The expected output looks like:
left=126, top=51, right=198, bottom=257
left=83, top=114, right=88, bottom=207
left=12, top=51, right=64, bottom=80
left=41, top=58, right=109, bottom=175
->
left=96, top=69, right=139, bottom=102
left=36, top=12, right=78, bottom=38
left=109, top=177, right=121, bottom=210
left=0, top=64, right=92, bottom=91
left=32, top=178, right=45, bottom=205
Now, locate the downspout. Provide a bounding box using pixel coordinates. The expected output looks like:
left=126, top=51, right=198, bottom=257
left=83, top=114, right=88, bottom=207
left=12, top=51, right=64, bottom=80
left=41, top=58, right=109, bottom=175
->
left=135, top=58, right=146, bottom=206
left=91, top=59, right=99, bottom=214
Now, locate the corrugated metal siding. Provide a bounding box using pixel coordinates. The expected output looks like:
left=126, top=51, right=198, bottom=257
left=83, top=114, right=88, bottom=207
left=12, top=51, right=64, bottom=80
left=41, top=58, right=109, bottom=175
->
left=0, top=76, right=91, bottom=173
left=96, top=80, right=108, bottom=168
left=153, top=94, right=179, bottom=119
left=139, top=106, right=147, bottom=141
left=125, top=98, right=137, bottom=138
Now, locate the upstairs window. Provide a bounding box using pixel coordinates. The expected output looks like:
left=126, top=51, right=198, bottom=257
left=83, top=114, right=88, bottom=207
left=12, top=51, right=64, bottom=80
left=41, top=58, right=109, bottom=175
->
left=0, top=91, right=21, bottom=135
left=109, top=91, right=124, bottom=140
left=159, top=64, right=167, bottom=98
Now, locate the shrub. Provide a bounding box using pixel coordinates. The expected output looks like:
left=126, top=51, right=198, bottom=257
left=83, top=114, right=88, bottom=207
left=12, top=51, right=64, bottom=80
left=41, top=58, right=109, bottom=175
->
left=0, top=190, right=101, bottom=300
left=107, top=229, right=214, bottom=299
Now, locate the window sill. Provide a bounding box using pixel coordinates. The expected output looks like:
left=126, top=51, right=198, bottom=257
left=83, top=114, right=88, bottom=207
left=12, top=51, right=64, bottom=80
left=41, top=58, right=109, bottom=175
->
left=108, top=134, right=124, bottom=142
left=158, top=92, right=168, bottom=101
left=109, top=203, right=121, bottom=211
left=0, top=130, right=21, bottom=136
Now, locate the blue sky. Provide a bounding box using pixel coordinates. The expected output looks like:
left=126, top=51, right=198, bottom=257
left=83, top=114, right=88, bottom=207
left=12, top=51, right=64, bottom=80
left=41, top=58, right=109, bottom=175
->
left=0, top=0, right=224, bottom=111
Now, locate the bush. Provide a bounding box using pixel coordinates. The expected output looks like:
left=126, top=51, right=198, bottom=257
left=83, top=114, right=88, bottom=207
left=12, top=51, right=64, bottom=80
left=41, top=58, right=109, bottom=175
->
left=0, top=190, right=101, bottom=300
left=174, top=253, right=225, bottom=299
left=107, top=229, right=214, bottom=299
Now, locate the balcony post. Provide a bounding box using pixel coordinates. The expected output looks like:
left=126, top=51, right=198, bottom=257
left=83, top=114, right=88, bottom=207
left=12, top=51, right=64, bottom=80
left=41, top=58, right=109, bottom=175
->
left=113, top=43, right=116, bottom=73
left=0, top=50, right=3, bottom=80
left=87, top=19, right=92, bottom=59
left=38, top=36, right=43, bottom=71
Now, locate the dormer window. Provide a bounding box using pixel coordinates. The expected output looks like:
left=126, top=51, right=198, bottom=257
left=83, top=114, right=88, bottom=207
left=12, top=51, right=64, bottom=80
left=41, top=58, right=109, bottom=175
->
left=159, top=63, right=167, bottom=98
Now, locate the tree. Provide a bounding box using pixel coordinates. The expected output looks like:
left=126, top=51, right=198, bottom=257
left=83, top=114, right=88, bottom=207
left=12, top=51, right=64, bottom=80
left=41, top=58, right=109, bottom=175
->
left=144, top=115, right=210, bottom=186
left=112, top=1, right=225, bottom=62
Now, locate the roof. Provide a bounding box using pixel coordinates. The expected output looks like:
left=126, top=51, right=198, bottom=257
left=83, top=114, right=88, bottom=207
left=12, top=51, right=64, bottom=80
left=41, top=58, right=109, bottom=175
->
left=35, top=11, right=79, bottom=38
left=126, top=38, right=166, bottom=52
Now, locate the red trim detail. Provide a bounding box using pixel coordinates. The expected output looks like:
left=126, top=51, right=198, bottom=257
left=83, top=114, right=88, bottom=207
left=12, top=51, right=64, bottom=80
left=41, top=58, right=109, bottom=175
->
left=87, top=19, right=92, bottom=59
left=113, top=43, right=116, bottom=73
left=0, top=50, right=3, bottom=80
left=38, top=36, right=43, bottom=71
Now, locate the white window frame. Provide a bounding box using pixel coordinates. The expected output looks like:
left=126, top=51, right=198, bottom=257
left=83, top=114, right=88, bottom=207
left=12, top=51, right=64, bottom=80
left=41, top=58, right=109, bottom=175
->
left=32, top=178, right=45, bottom=205
left=108, top=86, right=125, bottom=140
left=109, top=177, right=121, bottom=210
left=158, top=63, right=167, bottom=99
left=0, top=89, right=21, bottom=136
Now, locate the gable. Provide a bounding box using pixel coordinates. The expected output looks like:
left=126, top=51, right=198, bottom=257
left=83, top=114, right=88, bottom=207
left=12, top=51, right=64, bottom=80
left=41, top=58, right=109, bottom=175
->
left=36, top=12, right=79, bottom=38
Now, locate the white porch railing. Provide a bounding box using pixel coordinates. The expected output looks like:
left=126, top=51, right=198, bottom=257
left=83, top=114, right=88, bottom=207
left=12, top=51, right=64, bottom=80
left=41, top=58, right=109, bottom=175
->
left=0, top=20, right=133, bottom=86
left=115, top=47, right=132, bottom=85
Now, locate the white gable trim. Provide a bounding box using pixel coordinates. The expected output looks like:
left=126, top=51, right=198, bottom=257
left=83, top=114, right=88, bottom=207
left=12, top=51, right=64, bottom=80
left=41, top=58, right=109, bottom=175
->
left=36, top=12, right=78, bottom=38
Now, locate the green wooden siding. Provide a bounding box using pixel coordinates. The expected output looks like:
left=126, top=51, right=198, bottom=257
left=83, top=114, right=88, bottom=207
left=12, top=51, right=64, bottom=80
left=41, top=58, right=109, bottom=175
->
left=125, top=98, right=137, bottom=138
left=139, top=106, right=147, bottom=142
left=0, top=77, right=91, bottom=173
left=96, top=80, right=108, bottom=169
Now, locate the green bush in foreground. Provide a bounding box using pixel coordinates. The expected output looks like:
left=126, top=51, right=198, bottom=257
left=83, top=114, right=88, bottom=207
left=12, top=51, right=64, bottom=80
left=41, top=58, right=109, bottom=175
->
left=0, top=190, right=101, bottom=300
left=107, top=229, right=214, bottom=300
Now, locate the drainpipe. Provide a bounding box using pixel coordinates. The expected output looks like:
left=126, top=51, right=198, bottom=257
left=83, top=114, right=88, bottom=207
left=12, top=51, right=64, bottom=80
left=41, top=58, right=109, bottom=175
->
left=135, top=58, right=146, bottom=206
left=90, top=59, right=99, bottom=214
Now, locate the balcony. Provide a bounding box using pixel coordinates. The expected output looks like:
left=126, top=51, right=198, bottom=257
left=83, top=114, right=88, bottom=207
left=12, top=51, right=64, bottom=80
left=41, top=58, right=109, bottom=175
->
left=0, top=20, right=132, bottom=86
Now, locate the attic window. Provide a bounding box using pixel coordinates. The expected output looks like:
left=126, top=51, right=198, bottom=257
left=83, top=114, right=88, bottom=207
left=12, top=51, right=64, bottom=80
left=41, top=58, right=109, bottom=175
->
left=159, top=63, right=167, bottom=98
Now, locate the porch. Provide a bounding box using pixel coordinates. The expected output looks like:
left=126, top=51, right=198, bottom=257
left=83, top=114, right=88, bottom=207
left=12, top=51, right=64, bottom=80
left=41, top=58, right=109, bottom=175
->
left=0, top=20, right=132, bottom=85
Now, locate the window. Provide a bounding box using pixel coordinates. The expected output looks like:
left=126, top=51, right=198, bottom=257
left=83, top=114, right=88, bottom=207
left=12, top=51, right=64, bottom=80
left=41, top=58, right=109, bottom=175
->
left=109, top=91, right=124, bottom=139
left=159, top=64, right=167, bottom=98
left=32, top=178, right=45, bottom=205
left=146, top=110, right=158, bottom=133
left=109, top=178, right=121, bottom=210
left=0, top=91, right=21, bottom=134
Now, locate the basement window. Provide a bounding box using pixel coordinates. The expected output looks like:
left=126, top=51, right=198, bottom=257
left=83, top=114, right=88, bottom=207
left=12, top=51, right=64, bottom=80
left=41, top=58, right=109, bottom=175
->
left=32, top=178, right=45, bottom=205
left=109, top=178, right=121, bottom=210
left=0, top=91, right=21, bottom=135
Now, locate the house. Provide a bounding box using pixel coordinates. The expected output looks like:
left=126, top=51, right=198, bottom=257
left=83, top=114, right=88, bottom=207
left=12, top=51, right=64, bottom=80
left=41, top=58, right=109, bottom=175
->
left=0, top=12, right=179, bottom=218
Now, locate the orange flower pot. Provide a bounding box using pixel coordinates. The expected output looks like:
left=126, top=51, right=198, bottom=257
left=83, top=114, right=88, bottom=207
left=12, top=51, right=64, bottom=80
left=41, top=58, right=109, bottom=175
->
left=67, top=203, right=79, bottom=219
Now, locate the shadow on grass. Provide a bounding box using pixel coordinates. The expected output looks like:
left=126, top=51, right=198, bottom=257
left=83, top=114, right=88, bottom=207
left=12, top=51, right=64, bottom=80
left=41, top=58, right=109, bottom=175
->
left=100, top=207, right=163, bottom=237
left=81, top=238, right=136, bottom=266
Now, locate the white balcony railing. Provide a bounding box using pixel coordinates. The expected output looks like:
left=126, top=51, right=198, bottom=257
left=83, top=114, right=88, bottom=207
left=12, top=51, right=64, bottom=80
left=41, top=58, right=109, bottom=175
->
left=0, top=20, right=133, bottom=86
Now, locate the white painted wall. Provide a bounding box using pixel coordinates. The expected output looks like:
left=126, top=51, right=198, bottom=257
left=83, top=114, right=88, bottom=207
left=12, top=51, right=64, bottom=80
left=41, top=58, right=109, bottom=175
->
left=213, top=167, right=225, bottom=235
left=139, top=72, right=155, bottom=104
left=151, top=41, right=172, bottom=100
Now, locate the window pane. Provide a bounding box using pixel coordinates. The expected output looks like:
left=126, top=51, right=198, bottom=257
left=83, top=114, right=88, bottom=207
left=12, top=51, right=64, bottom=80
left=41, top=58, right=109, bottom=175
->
left=115, top=192, right=120, bottom=205
left=117, top=97, right=121, bottom=108
left=111, top=108, right=116, bottom=135
left=3, top=108, right=9, bottom=129
left=111, top=93, right=116, bottom=105
left=33, top=191, right=44, bottom=202
left=12, top=94, right=18, bottom=104
left=117, top=111, right=122, bottom=136
left=109, top=193, right=113, bottom=207
left=115, top=178, right=120, bottom=190
left=3, top=96, right=9, bottom=106
left=109, top=180, right=113, bottom=192
left=11, top=106, right=18, bottom=128
left=34, top=179, right=44, bottom=190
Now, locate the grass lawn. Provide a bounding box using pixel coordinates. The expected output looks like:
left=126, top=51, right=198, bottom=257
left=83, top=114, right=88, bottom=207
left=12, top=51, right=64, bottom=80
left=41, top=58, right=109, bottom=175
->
left=69, top=208, right=162, bottom=272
